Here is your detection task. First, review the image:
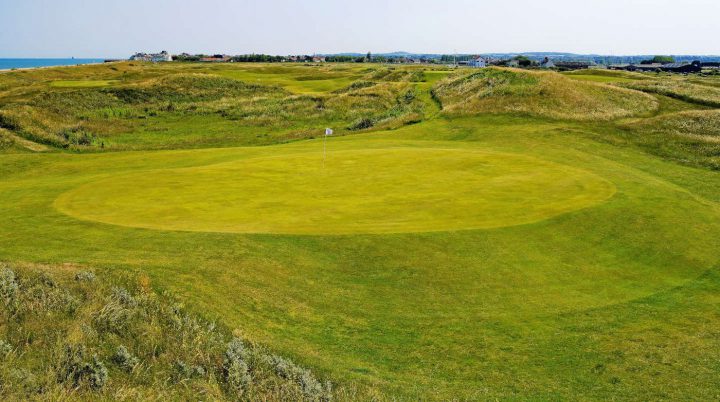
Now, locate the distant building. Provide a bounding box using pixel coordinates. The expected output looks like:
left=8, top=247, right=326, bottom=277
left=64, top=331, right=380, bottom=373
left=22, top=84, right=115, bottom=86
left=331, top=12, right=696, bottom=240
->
left=661, top=61, right=702, bottom=73
left=629, top=63, right=664, bottom=72
left=129, top=51, right=172, bottom=62
left=200, top=55, right=231, bottom=62
left=468, top=56, right=488, bottom=68
left=609, top=61, right=702, bottom=74
left=540, top=57, right=555, bottom=68
left=312, top=56, right=326, bottom=63
left=554, top=61, right=594, bottom=70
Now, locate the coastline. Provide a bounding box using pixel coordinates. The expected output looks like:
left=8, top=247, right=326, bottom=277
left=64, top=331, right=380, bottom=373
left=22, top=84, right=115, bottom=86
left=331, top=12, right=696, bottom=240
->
left=0, top=60, right=118, bottom=73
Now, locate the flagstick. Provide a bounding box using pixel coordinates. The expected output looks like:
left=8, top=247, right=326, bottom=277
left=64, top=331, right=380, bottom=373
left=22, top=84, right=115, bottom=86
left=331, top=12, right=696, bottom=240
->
left=322, top=128, right=333, bottom=170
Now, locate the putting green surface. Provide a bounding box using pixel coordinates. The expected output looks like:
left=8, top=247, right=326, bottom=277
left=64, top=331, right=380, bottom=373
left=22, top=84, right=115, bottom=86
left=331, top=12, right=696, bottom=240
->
left=54, top=148, right=615, bottom=234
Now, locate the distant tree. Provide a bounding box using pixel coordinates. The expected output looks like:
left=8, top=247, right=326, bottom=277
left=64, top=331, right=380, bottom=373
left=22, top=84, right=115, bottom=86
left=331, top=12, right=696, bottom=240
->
left=653, top=55, right=675, bottom=64
left=641, top=55, right=675, bottom=64
left=366, top=52, right=372, bottom=62
left=513, top=56, right=533, bottom=67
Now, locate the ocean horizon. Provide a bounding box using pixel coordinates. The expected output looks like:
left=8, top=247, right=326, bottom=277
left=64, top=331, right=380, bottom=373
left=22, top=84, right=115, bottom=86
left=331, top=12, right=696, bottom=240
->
left=0, top=58, right=108, bottom=70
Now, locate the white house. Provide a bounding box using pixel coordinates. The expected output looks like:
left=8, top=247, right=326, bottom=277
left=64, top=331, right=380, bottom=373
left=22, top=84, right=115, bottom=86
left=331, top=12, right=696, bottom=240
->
left=130, top=51, right=172, bottom=62
left=152, top=51, right=173, bottom=62
left=469, top=56, right=488, bottom=68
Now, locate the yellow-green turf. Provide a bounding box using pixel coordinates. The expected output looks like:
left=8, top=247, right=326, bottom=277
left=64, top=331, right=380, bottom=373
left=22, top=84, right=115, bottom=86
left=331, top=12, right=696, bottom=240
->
left=4, top=122, right=720, bottom=399
left=54, top=148, right=615, bottom=234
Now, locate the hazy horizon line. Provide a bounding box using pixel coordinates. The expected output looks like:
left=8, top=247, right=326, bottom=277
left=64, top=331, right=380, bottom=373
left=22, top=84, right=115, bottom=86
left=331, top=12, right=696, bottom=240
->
left=3, top=51, right=720, bottom=59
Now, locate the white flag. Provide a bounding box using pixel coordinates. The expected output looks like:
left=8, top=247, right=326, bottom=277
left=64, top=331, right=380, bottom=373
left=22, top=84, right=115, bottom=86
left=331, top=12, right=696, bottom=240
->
left=325, top=128, right=334, bottom=136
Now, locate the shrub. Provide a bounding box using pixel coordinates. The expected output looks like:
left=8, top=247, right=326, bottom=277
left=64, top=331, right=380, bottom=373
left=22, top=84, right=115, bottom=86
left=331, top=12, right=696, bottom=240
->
left=0, top=266, right=19, bottom=312
left=173, top=360, right=207, bottom=381
left=57, top=345, right=108, bottom=391
left=87, top=355, right=109, bottom=390
left=0, top=339, right=13, bottom=357
left=112, top=345, right=139, bottom=372
left=111, top=287, right=137, bottom=307
left=60, top=127, right=95, bottom=146
left=348, top=118, right=374, bottom=130
left=74, top=271, right=96, bottom=282
left=93, top=287, right=138, bottom=334
left=223, top=337, right=251, bottom=391
left=268, top=354, right=330, bottom=400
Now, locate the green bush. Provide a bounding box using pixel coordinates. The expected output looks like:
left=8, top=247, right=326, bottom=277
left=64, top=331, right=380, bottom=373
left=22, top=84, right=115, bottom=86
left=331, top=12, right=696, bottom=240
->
left=57, top=345, right=108, bottom=391
left=112, top=345, right=139, bottom=372
left=60, top=127, right=95, bottom=146
left=348, top=117, right=374, bottom=130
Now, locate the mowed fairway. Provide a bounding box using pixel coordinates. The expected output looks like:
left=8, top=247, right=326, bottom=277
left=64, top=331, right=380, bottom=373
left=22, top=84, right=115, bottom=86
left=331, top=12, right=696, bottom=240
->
left=4, top=124, right=720, bottom=399
left=55, top=148, right=615, bottom=234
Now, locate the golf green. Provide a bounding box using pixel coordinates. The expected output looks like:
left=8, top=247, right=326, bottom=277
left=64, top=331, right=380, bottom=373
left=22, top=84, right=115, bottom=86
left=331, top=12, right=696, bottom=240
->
left=54, top=148, right=615, bottom=234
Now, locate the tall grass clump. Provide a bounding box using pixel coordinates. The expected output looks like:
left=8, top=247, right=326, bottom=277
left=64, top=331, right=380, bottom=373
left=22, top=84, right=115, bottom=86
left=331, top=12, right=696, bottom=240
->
left=0, top=262, right=337, bottom=401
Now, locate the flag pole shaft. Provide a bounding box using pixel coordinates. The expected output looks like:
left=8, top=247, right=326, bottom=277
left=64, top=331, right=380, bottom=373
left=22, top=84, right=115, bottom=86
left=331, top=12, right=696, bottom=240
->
left=323, top=133, right=327, bottom=169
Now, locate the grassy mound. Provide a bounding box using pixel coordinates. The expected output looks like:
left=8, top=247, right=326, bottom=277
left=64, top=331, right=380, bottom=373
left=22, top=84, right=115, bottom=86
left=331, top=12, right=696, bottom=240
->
left=0, top=262, right=336, bottom=401
left=432, top=68, right=658, bottom=120
left=620, top=110, right=720, bottom=169
left=620, top=79, right=720, bottom=107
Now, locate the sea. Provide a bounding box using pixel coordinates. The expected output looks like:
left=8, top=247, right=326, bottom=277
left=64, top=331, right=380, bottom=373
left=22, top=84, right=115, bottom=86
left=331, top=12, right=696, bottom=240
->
left=0, top=58, right=107, bottom=70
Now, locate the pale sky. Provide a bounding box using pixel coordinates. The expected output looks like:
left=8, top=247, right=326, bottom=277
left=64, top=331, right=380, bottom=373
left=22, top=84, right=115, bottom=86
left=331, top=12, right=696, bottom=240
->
left=1, top=0, right=718, bottom=58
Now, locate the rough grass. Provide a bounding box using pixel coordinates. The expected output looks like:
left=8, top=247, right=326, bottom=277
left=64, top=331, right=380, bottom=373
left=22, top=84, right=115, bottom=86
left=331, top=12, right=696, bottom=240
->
left=0, top=262, right=340, bottom=401
left=619, top=109, right=720, bottom=169
left=0, top=128, right=17, bottom=152
left=620, top=79, right=720, bottom=107
left=0, top=63, right=429, bottom=151
left=433, top=68, right=658, bottom=120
